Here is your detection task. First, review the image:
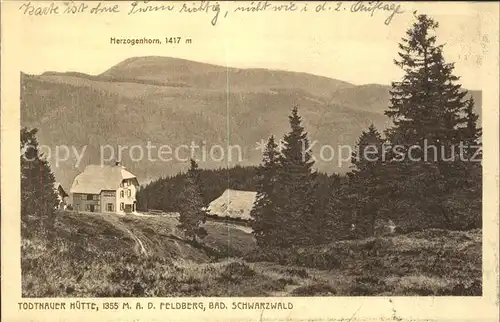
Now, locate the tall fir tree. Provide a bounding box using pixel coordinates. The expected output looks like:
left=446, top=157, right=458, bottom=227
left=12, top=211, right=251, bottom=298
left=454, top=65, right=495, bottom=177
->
left=250, top=135, right=280, bottom=247
left=381, top=14, right=482, bottom=230
left=326, top=175, right=359, bottom=240
left=315, top=173, right=352, bottom=242
left=21, top=127, right=59, bottom=240
left=275, top=106, right=317, bottom=247
left=351, top=124, right=386, bottom=174
left=188, top=158, right=202, bottom=186
left=177, top=159, right=207, bottom=242
left=461, top=97, right=482, bottom=160
left=385, top=14, right=470, bottom=162
left=349, top=124, right=389, bottom=237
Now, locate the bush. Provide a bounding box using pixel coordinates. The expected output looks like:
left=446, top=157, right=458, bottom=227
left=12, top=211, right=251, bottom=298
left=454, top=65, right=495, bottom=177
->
left=345, top=274, right=388, bottom=296
left=218, top=261, right=255, bottom=283
left=439, top=280, right=482, bottom=296
left=348, top=285, right=378, bottom=296
left=286, top=268, right=309, bottom=278
left=291, top=283, right=336, bottom=296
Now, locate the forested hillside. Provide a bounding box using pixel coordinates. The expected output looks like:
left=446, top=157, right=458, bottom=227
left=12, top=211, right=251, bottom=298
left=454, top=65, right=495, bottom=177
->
left=136, top=165, right=337, bottom=214
left=21, top=58, right=481, bottom=190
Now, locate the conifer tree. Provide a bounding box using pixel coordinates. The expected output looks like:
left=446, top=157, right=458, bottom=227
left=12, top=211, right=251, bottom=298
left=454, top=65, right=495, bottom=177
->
left=350, top=124, right=388, bottom=237
left=461, top=97, right=482, bottom=160
left=325, top=176, right=358, bottom=240
left=385, top=14, right=470, bottom=161
left=275, top=106, right=317, bottom=247
left=188, top=158, right=201, bottom=185
left=250, top=135, right=280, bottom=247
left=177, top=159, right=207, bottom=242
left=316, top=174, right=352, bottom=242
left=351, top=124, right=386, bottom=174
left=21, top=127, right=58, bottom=240
left=382, top=14, right=482, bottom=230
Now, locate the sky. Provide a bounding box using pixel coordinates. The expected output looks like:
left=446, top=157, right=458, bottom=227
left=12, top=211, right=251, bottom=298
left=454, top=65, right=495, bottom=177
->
left=5, top=1, right=496, bottom=89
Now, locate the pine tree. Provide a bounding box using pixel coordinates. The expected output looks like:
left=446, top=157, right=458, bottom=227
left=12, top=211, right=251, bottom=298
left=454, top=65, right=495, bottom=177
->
left=275, top=106, right=317, bottom=247
left=315, top=174, right=352, bottom=242
left=351, top=124, right=386, bottom=173
left=250, top=135, right=280, bottom=247
left=381, top=14, right=482, bottom=230
left=326, top=175, right=359, bottom=240
left=188, top=158, right=201, bottom=185
left=461, top=97, right=482, bottom=159
left=177, top=159, right=207, bottom=242
left=350, top=124, right=389, bottom=237
left=20, top=127, right=59, bottom=240
left=446, top=96, right=482, bottom=229
left=385, top=14, right=470, bottom=162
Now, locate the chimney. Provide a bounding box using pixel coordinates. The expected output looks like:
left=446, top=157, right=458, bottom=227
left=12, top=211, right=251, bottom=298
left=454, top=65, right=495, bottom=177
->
left=115, top=143, right=121, bottom=166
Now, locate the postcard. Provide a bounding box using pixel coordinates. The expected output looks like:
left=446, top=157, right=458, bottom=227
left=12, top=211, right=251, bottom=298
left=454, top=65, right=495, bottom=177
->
left=1, top=1, right=499, bottom=321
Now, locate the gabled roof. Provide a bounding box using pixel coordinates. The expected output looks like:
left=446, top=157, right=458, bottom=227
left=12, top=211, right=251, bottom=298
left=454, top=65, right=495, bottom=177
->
left=54, top=182, right=68, bottom=197
left=206, top=189, right=257, bottom=220
left=70, top=164, right=137, bottom=194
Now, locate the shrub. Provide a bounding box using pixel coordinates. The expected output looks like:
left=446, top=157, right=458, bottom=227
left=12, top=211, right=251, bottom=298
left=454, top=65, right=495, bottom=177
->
left=348, top=284, right=378, bottom=296
left=101, top=227, right=118, bottom=237
left=142, top=227, right=156, bottom=235
left=347, top=275, right=387, bottom=296
left=218, top=261, right=255, bottom=283
left=121, top=217, right=134, bottom=223
left=439, top=280, right=482, bottom=296
left=286, top=268, right=309, bottom=278
left=291, top=283, right=336, bottom=296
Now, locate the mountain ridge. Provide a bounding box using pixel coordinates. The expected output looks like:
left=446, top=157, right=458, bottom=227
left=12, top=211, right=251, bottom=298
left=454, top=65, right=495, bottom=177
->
left=22, top=56, right=482, bottom=189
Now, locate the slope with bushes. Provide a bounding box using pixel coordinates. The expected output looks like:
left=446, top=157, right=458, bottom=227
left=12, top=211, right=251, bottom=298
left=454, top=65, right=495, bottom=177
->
left=22, top=210, right=481, bottom=297
left=246, top=229, right=482, bottom=296
left=21, top=210, right=257, bottom=296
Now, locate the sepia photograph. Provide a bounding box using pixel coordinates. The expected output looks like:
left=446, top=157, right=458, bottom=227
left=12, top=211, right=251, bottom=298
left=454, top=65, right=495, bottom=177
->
left=2, top=1, right=499, bottom=321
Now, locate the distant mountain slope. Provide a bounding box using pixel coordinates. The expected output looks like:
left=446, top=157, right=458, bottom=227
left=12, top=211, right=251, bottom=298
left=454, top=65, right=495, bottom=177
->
left=21, top=56, right=482, bottom=188
left=331, top=83, right=482, bottom=116
left=99, top=56, right=355, bottom=97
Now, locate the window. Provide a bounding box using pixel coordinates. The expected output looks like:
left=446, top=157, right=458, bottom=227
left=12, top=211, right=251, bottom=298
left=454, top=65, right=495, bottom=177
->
left=87, top=194, right=93, bottom=200
left=120, top=202, right=124, bottom=211
left=120, top=190, right=124, bottom=198
left=107, top=203, right=114, bottom=212
left=127, top=189, right=131, bottom=198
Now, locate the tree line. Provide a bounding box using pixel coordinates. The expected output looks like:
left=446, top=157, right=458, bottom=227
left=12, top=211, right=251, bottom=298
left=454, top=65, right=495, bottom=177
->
left=249, top=14, right=481, bottom=248
left=20, top=14, right=481, bottom=249
left=136, top=165, right=259, bottom=212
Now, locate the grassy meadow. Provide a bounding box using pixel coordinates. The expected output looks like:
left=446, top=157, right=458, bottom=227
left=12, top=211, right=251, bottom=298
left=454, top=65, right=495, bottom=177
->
left=21, top=211, right=481, bottom=297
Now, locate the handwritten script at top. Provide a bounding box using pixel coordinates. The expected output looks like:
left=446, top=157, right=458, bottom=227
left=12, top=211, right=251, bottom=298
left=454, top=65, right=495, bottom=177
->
left=18, top=1, right=404, bottom=26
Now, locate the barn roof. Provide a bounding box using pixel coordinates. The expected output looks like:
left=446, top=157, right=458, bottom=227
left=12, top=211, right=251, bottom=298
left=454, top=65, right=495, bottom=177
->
left=205, top=189, right=257, bottom=220
left=70, top=164, right=137, bottom=194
